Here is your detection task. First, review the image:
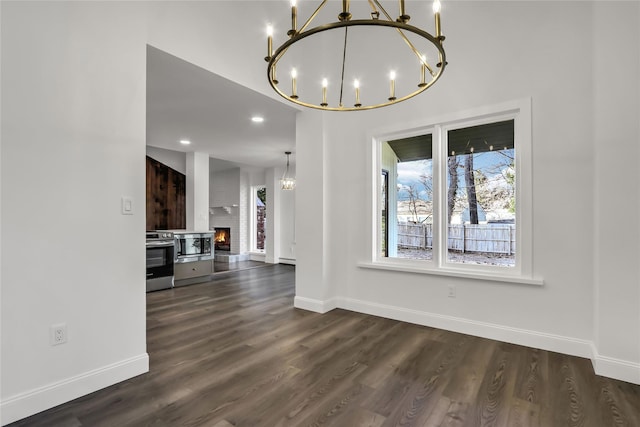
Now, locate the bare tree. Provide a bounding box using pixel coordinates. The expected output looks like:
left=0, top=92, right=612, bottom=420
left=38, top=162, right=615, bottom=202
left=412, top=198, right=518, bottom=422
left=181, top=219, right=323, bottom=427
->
left=406, top=184, right=420, bottom=223
left=447, top=156, right=458, bottom=224
left=464, top=154, right=479, bottom=224
left=419, top=172, right=432, bottom=197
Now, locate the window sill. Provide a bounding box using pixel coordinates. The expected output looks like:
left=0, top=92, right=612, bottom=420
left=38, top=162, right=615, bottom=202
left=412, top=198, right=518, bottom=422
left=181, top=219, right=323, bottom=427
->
left=357, top=261, right=544, bottom=286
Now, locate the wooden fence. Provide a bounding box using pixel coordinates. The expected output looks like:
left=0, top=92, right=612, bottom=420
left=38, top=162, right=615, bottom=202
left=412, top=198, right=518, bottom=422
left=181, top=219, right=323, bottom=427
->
left=397, top=223, right=515, bottom=255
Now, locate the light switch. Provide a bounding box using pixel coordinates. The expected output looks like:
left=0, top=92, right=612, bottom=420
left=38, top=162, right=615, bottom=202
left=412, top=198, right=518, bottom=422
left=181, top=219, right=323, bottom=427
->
left=121, top=196, right=133, bottom=215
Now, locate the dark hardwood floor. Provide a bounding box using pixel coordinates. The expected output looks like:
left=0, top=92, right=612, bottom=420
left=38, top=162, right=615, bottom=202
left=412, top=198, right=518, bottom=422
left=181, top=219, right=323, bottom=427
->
left=10, top=264, right=639, bottom=426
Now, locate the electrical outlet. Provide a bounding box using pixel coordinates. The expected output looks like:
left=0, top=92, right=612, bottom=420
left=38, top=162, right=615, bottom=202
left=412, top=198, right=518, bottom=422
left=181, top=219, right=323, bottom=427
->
left=50, top=323, right=67, bottom=346
left=447, top=285, right=456, bottom=298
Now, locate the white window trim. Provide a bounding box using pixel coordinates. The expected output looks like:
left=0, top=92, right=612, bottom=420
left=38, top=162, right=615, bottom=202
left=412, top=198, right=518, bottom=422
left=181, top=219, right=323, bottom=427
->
left=360, top=97, right=543, bottom=286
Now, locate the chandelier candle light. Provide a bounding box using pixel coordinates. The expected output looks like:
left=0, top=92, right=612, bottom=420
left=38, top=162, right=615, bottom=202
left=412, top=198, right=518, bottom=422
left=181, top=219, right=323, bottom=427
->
left=321, top=78, right=328, bottom=107
left=290, top=68, right=298, bottom=99
left=265, top=0, right=447, bottom=111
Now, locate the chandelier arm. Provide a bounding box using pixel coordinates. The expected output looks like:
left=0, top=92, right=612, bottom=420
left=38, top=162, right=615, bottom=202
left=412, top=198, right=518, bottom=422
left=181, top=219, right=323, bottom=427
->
left=338, top=26, right=349, bottom=107
left=298, top=0, right=329, bottom=35
left=397, top=29, right=437, bottom=75
left=371, top=0, right=394, bottom=22
left=367, top=0, right=380, bottom=16
left=372, top=0, right=437, bottom=75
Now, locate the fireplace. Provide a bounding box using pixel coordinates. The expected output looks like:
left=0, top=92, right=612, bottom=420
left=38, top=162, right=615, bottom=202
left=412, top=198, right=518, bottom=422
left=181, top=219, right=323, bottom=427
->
left=214, top=228, right=231, bottom=252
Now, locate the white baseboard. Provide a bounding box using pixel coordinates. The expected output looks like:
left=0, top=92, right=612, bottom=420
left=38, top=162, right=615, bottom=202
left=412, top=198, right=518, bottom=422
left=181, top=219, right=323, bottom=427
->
left=249, top=252, right=266, bottom=262
left=279, top=258, right=296, bottom=266
left=591, top=344, right=640, bottom=385
left=294, top=295, right=640, bottom=383
left=1, top=353, right=149, bottom=426
left=337, top=297, right=594, bottom=359
left=294, top=296, right=337, bottom=314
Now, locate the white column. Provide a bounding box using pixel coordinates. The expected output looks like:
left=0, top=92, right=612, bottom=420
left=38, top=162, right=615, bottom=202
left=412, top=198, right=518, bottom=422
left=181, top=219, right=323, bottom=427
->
left=592, top=1, right=640, bottom=384
left=265, top=167, right=281, bottom=263
left=186, top=152, right=210, bottom=231
left=294, top=110, right=334, bottom=312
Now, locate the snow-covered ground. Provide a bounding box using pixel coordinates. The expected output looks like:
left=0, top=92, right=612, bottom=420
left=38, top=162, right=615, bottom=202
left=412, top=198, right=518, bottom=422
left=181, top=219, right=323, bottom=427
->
left=396, top=248, right=515, bottom=267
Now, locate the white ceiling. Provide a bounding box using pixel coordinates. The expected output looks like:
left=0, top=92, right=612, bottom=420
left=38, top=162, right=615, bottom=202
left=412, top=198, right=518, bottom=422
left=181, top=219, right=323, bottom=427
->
left=146, top=45, right=299, bottom=170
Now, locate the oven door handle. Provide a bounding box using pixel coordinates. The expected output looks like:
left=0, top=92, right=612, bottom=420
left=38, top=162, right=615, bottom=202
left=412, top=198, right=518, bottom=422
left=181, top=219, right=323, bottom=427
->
left=146, top=241, right=175, bottom=248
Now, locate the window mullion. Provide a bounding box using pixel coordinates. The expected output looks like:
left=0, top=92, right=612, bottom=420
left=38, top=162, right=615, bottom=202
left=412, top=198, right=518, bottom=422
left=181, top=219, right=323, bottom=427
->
left=432, top=124, right=445, bottom=268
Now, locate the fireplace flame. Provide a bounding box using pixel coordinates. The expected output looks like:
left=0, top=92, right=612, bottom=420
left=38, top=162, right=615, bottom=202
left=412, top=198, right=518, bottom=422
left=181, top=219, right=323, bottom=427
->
left=215, top=230, right=228, bottom=243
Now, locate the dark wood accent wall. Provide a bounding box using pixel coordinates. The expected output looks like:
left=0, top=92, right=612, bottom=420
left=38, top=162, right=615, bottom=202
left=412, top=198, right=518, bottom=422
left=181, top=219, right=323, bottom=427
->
left=146, top=156, right=186, bottom=231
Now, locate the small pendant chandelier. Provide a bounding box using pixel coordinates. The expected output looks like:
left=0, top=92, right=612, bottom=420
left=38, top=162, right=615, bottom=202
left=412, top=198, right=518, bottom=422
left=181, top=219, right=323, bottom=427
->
left=264, top=0, right=447, bottom=112
left=281, top=151, right=296, bottom=190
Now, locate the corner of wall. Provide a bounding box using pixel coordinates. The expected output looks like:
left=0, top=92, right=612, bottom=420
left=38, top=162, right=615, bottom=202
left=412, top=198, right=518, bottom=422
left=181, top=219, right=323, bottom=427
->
left=1, top=354, right=149, bottom=426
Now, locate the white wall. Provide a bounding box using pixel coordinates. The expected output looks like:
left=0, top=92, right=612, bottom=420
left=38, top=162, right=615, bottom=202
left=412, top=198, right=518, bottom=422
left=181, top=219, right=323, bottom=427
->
left=186, top=152, right=209, bottom=231
left=239, top=169, right=249, bottom=254
left=279, top=178, right=296, bottom=263
left=293, top=1, right=640, bottom=384
left=592, top=1, right=640, bottom=383
left=265, top=168, right=282, bottom=264
left=1, top=2, right=149, bottom=424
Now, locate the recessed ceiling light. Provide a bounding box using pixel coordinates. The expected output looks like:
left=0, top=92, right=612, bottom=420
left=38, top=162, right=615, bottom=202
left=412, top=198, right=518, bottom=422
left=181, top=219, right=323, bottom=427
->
left=251, top=116, right=264, bottom=123
left=179, top=139, right=191, bottom=145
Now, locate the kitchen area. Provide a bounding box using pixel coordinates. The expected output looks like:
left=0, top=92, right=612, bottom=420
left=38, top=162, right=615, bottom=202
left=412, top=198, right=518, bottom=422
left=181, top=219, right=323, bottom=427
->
left=145, top=150, right=216, bottom=292
left=146, top=230, right=216, bottom=292
left=145, top=145, right=287, bottom=293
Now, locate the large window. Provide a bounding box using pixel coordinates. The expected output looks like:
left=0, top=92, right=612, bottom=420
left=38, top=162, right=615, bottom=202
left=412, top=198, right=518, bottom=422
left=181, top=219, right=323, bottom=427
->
left=373, top=99, right=534, bottom=282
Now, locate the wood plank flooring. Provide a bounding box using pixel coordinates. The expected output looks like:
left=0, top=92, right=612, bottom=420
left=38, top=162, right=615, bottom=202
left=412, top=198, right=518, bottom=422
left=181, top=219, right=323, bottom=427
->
left=9, top=264, right=640, bottom=426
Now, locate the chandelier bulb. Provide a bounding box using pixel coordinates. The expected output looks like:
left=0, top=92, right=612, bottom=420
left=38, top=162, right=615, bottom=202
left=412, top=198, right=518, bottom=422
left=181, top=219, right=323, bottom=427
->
left=289, top=0, right=298, bottom=37
left=290, top=68, right=298, bottom=99
left=433, top=0, right=442, bottom=38
left=321, top=78, right=328, bottom=106
left=389, top=71, right=397, bottom=101
left=265, top=24, right=274, bottom=61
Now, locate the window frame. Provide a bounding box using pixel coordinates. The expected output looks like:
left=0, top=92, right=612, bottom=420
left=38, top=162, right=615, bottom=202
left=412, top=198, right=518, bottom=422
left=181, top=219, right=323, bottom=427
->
left=365, top=98, right=540, bottom=285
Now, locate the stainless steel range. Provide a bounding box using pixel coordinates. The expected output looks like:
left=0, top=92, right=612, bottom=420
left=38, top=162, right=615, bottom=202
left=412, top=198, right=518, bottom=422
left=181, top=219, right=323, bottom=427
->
left=145, top=231, right=175, bottom=292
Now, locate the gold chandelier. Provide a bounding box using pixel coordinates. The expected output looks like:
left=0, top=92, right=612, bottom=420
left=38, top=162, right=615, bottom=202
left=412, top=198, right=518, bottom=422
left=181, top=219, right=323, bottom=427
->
left=265, top=0, right=447, bottom=112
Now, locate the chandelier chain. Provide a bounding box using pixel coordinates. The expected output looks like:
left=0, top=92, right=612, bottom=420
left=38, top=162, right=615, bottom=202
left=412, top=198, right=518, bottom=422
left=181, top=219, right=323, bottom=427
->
left=339, top=26, right=349, bottom=108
